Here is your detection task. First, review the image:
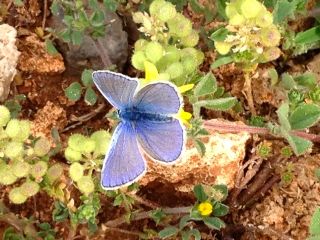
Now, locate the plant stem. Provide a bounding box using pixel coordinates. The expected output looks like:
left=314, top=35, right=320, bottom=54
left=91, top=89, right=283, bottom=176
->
left=126, top=192, right=160, bottom=209
left=242, top=72, right=256, bottom=115
left=93, top=38, right=112, bottom=68
left=203, top=119, right=320, bottom=143
left=105, top=206, right=192, bottom=227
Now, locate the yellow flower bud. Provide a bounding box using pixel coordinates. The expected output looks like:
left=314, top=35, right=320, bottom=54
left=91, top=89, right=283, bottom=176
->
left=198, top=202, right=213, bottom=216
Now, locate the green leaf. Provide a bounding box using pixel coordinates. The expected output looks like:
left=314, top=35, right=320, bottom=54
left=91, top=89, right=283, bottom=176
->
left=273, top=0, right=297, bottom=24
left=289, top=104, right=320, bottom=130
left=59, top=29, right=72, bottom=42
left=179, top=215, right=191, bottom=229
left=71, top=30, right=84, bottom=45
left=294, top=72, right=317, bottom=89
left=310, top=207, right=320, bottom=235
left=63, top=15, right=74, bottom=26
left=84, top=87, right=98, bottom=105
left=193, top=184, right=208, bottom=202
left=210, top=28, right=229, bottom=42
left=150, top=209, right=166, bottom=225
left=190, top=207, right=202, bottom=220
left=276, top=103, right=291, bottom=131
left=182, top=229, right=201, bottom=240
left=213, top=202, right=229, bottom=217
left=188, top=229, right=201, bottom=240
left=216, top=0, right=227, bottom=20
left=158, top=226, right=179, bottom=239
left=194, top=73, right=217, bottom=97
left=268, top=68, right=278, bottom=86
left=91, top=10, right=105, bottom=27
left=189, top=0, right=204, bottom=13
left=13, top=0, right=23, bottom=6
left=103, top=0, right=118, bottom=12
left=81, top=69, right=94, bottom=87
left=45, top=39, right=58, bottom=55
left=194, top=139, right=206, bottom=156
left=263, top=0, right=277, bottom=8
left=308, top=235, right=320, bottom=240
left=212, top=184, right=228, bottom=201
left=195, top=97, right=237, bottom=111
left=113, top=194, right=123, bottom=206
left=65, top=82, right=82, bottom=101
left=280, top=73, right=297, bottom=90
left=211, top=56, right=233, bottom=69
left=50, top=0, right=59, bottom=15
left=203, top=217, right=226, bottom=230
left=281, top=128, right=313, bottom=156
left=295, top=26, right=320, bottom=45
left=89, top=0, right=99, bottom=9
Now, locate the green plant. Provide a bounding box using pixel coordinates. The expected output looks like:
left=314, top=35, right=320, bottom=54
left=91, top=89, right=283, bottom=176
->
left=265, top=71, right=320, bottom=155
left=0, top=105, right=59, bottom=204
left=64, top=69, right=98, bottom=105
left=158, top=184, right=229, bottom=239
left=210, top=0, right=282, bottom=114
left=132, top=0, right=204, bottom=85
left=64, top=130, right=111, bottom=195
left=52, top=193, right=101, bottom=233
left=49, top=0, right=117, bottom=45
left=309, top=207, right=320, bottom=240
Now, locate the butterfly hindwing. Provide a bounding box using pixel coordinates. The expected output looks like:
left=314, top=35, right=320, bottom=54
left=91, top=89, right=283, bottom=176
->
left=133, top=82, right=181, bottom=114
left=101, top=121, right=146, bottom=189
left=92, top=70, right=138, bottom=110
left=135, top=117, right=185, bottom=163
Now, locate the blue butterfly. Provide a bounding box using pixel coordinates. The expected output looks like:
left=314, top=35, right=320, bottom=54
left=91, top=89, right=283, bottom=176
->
left=92, top=70, right=186, bottom=189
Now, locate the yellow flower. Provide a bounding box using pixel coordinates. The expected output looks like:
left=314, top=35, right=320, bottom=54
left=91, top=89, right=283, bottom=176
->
left=178, top=84, right=194, bottom=93
left=175, top=108, right=192, bottom=128
left=198, top=202, right=213, bottom=216
left=144, top=61, right=159, bottom=84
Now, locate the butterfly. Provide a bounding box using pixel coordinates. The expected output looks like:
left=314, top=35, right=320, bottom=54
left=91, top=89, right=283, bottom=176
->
left=92, top=70, right=186, bottom=189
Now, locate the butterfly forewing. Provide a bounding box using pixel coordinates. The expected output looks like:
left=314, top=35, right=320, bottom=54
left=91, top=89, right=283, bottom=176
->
left=133, top=82, right=181, bottom=114
left=92, top=71, right=138, bottom=110
left=101, top=121, right=146, bottom=189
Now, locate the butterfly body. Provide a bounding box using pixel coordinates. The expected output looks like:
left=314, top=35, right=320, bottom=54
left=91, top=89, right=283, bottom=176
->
left=118, top=108, right=174, bottom=122
left=92, top=70, right=186, bottom=189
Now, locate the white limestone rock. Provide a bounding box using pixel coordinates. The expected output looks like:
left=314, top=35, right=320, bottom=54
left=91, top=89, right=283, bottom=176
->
left=0, top=24, right=20, bottom=102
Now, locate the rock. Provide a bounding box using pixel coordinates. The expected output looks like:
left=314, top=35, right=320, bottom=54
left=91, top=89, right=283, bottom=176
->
left=0, top=24, right=20, bottom=102
left=31, top=101, right=67, bottom=146
left=48, top=9, right=128, bottom=72
left=18, top=35, right=65, bottom=74
left=139, top=128, right=250, bottom=192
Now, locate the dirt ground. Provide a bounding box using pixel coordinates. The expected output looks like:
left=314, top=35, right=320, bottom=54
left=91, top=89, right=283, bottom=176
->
left=0, top=0, right=320, bottom=239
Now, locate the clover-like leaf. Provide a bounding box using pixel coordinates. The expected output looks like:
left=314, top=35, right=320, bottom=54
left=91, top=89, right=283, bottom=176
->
left=194, top=73, right=217, bottom=97
left=289, top=104, right=320, bottom=130
left=84, top=87, right=97, bottom=105
left=310, top=207, right=320, bottom=235
left=81, top=69, right=94, bottom=87
left=203, top=217, right=226, bottom=230
left=195, top=97, right=237, bottom=111
left=193, top=184, right=208, bottom=202
left=65, top=82, right=82, bottom=101
left=158, top=226, right=179, bottom=239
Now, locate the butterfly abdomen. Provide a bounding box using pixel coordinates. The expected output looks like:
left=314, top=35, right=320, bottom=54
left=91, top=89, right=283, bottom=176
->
left=119, top=108, right=173, bottom=122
